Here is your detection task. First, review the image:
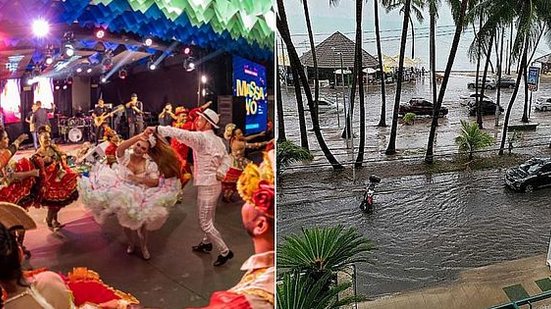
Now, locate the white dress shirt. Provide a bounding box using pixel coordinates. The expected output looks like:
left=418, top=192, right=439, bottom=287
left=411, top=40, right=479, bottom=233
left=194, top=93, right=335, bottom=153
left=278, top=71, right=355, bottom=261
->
left=157, top=126, right=230, bottom=186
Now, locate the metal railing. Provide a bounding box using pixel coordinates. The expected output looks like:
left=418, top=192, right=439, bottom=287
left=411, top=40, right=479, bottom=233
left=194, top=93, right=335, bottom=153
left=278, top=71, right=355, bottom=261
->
left=488, top=290, right=551, bottom=309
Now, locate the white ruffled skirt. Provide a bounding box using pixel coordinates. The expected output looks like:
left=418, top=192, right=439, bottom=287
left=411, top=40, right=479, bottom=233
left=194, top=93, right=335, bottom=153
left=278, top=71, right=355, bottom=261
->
left=78, top=163, right=181, bottom=231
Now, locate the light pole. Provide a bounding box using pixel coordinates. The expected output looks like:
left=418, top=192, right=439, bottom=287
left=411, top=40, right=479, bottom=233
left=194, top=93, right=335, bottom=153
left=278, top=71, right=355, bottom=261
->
left=332, top=47, right=340, bottom=127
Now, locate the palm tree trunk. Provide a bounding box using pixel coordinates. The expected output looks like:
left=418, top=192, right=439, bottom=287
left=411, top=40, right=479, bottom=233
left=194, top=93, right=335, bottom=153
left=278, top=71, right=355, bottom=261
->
left=507, top=21, right=513, bottom=75
left=479, top=33, right=495, bottom=129
left=410, top=17, right=415, bottom=59
left=385, top=0, right=412, bottom=155
left=474, top=18, right=483, bottom=129
left=291, top=66, right=309, bottom=149
left=276, top=46, right=286, bottom=142
left=277, top=0, right=343, bottom=169
left=499, top=38, right=528, bottom=155
left=425, top=0, right=469, bottom=163
left=430, top=4, right=437, bottom=119
left=375, top=0, right=387, bottom=127
left=495, top=27, right=504, bottom=127
left=355, top=0, right=365, bottom=167
left=522, top=62, right=529, bottom=123
left=302, top=0, right=319, bottom=116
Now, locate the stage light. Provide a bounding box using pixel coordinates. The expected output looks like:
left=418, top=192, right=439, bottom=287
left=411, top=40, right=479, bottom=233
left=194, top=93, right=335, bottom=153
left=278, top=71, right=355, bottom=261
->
left=184, top=58, right=195, bottom=72
left=64, top=44, right=75, bottom=57
left=66, top=77, right=73, bottom=85
left=86, top=68, right=92, bottom=73
left=188, top=62, right=195, bottom=71
left=119, top=68, right=127, bottom=79
left=202, top=89, right=206, bottom=96
left=201, top=75, right=207, bottom=84
left=32, top=19, right=49, bottom=37
left=183, top=47, right=191, bottom=55
left=45, top=56, right=53, bottom=65
left=144, top=38, right=153, bottom=47
left=95, top=29, right=105, bottom=39
left=76, top=67, right=83, bottom=73
left=55, top=85, right=60, bottom=90
left=100, top=76, right=107, bottom=83
left=63, top=84, right=68, bottom=90
left=149, top=63, right=157, bottom=71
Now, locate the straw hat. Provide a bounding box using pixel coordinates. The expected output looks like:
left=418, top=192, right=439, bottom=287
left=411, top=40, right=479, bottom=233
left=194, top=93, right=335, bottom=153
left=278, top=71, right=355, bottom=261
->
left=0, top=202, right=37, bottom=230
left=197, top=108, right=220, bottom=129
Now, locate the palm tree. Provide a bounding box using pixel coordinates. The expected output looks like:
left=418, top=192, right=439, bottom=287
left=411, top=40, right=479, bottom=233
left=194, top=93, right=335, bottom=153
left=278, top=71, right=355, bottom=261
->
left=455, top=120, right=494, bottom=160
left=478, top=32, right=495, bottom=129
left=375, top=0, right=388, bottom=127
left=277, top=271, right=364, bottom=309
left=277, top=140, right=314, bottom=176
left=301, top=0, right=320, bottom=115
left=278, top=225, right=373, bottom=275
left=277, top=0, right=343, bottom=169
left=276, top=45, right=286, bottom=142
left=354, top=0, right=366, bottom=167
left=429, top=0, right=440, bottom=119
left=385, top=0, right=413, bottom=155
left=291, top=66, right=310, bottom=150
left=425, top=0, right=470, bottom=163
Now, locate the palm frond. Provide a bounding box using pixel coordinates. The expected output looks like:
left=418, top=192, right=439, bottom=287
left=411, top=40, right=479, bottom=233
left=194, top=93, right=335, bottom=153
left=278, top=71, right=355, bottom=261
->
left=277, top=140, right=314, bottom=174
left=455, top=120, right=494, bottom=158
left=278, top=225, right=374, bottom=274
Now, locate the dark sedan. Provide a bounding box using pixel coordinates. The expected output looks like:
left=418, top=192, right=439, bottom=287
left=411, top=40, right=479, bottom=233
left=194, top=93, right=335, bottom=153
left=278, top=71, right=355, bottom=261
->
left=505, top=158, right=551, bottom=192
left=468, top=100, right=504, bottom=116
left=398, top=98, right=448, bottom=117
left=497, top=77, right=516, bottom=89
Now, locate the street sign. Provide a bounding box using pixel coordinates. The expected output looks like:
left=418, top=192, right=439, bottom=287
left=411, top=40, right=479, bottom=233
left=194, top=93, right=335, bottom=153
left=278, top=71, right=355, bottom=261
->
left=528, top=66, right=540, bottom=91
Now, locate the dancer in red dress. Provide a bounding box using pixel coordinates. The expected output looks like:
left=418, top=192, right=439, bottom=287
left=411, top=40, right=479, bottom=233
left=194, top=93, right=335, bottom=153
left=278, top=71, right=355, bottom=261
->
left=31, top=126, right=79, bottom=232
left=103, top=129, right=120, bottom=166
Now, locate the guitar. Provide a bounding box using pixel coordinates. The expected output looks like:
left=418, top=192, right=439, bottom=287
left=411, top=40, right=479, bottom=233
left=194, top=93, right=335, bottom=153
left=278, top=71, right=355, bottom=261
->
left=93, top=105, right=125, bottom=127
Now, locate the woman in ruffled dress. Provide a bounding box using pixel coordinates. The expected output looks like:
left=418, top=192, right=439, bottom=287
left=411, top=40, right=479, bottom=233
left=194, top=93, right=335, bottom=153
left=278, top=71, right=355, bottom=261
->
left=78, top=132, right=181, bottom=260
left=31, top=126, right=79, bottom=232
left=221, top=124, right=271, bottom=202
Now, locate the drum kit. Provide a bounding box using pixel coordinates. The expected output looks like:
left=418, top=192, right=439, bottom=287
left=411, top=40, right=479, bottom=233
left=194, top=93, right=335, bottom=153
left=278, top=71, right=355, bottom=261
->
left=58, top=115, right=94, bottom=143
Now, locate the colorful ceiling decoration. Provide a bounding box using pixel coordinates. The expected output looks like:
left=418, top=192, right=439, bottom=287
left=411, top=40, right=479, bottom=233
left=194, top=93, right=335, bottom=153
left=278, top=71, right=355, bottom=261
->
left=0, top=0, right=274, bottom=61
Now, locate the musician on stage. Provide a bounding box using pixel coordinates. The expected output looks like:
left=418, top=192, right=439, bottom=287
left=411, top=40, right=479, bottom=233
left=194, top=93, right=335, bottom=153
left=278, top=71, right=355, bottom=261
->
left=125, top=93, right=144, bottom=138
left=92, top=99, right=111, bottom=144
left=25, top=104, right=38, bottom=149
left=31, top=101, right=55, bottom=148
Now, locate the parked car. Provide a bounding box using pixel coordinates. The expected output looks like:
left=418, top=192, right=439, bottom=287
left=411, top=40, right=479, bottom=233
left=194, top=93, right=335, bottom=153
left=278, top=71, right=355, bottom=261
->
left=535, top=97, right=551, bottom=111
left=468, top=100, right=504, bottom=116
left=467, top=78, right=496, bottom=90
left=497, top=77, right=516, bottom=89
left=398, top=98, right=448, bottom=117
left=505, top=158, right=551, bottom=192
left=460, top=92, right=492, bottom=106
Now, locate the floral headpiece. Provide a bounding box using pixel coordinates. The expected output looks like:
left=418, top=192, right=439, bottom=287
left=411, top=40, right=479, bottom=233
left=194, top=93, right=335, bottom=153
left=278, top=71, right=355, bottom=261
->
left=148, top=135, right=156, bottom=148
left=175, top=106, right=188, bottom=116
left=237, top=150, right=274, bottom=218
left=224, top=123, right=237, bottom=140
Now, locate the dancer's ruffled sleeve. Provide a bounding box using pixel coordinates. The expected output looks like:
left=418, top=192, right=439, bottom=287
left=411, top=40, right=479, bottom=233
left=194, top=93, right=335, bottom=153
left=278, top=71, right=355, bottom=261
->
left=157, top=126, right=205, bottom=151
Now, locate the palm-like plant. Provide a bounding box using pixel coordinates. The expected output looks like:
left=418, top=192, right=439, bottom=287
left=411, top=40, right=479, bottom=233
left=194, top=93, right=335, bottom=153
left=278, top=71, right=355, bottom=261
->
left=455, top=120, right=494, bottom=160
left=277, top=0, right=343, bottom=169
left=278, top=225, right=373, bottom=275
left=425, top=0, right=470, bottom=163
left=277, top=271, right=365, bottom=309
left=277, top=140, right=314, bottom=175
left=428, top=0, right=441, bottom=122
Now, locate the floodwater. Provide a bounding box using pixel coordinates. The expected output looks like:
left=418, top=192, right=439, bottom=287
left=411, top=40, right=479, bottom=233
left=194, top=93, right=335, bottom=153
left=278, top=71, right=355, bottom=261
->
left=278, top=74, right=551, bottom=298
left=281, top=73, right=551, bottom=167
left=277, top=169, right=551, bottom=297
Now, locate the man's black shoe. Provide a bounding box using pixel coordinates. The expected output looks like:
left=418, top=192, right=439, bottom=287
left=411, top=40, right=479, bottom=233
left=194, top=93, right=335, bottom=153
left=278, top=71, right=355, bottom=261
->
left=213, top=250, right=234, bottom=266
left=192, top=242, right=213, bottom=253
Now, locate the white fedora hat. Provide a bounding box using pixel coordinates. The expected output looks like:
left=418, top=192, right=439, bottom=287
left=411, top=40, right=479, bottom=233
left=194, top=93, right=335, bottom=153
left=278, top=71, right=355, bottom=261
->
left=198, top=108, right=220, bottom=129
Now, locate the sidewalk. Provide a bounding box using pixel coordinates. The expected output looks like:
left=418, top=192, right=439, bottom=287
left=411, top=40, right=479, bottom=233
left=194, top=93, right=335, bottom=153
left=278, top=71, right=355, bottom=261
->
left=23, top=183, right=252, bottom=308
left=360, top=254, right=551, bottom=309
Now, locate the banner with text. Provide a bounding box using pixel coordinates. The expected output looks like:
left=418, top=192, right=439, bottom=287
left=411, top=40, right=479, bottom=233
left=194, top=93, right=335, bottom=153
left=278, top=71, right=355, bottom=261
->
left=233, top=56, right=267, bottom=134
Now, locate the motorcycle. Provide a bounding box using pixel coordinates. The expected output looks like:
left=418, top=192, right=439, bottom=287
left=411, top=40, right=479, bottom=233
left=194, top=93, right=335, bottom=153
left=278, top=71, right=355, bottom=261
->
left=359, top=175, right=381, bottom=212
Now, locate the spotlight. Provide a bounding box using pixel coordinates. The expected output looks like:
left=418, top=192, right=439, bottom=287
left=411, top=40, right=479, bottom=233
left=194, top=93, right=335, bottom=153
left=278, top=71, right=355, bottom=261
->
left=183, top=47, right=191, bottom=55
left=66, top=77, right=73, bottom=85
left=184, top=58, right=195, bottom=72
left=63, top=84, right=68, bottom=90
left=45, top=56, right=53, bottom=65
left=55, top=85, right=60, bottom=90
left=201, top=75, right=207, bottom=84
left=144, top=38, right=153, bottom=47
left=86, top=68, right=92, bottom=73
left=95, top=29, right=105, bottom=39
left=119, top=68, right=127, bottom=79
left=32, top=19, right=50, bottom=37
left=63, top=44, right=75, bottom=57
left=100, top=75, right=107, bottom=83
left=201, top=89, right=206, bottom=96
left=76, top=67, right=83, bottom=73
left=149, top=63, right=157, bottom=71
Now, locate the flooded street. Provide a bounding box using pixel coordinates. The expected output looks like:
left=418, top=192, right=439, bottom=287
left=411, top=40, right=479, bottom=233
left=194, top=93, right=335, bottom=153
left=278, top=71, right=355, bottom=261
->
left=277, top=169, right=551, bottom=297
left=281, top=73, right=551, bottom=167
